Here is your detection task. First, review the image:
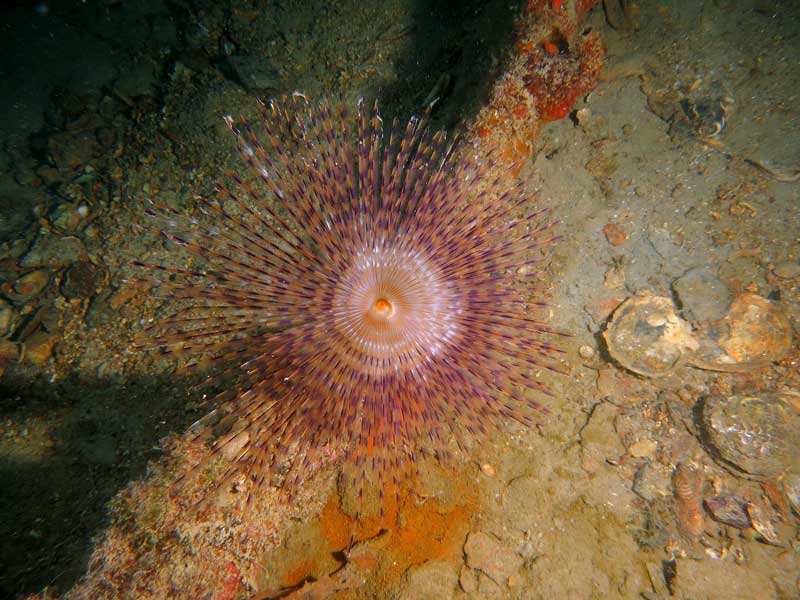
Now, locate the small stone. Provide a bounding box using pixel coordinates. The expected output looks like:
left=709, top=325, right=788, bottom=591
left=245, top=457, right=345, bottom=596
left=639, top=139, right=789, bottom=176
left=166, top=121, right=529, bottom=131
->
left=603, top=222, right=627, bottom=246
left=82, top=223, right=101, bottom=240
left=580, top=403, right=625, bottom=472
left=481, top=463, right=496, bottom=477
left=595, top=367, right=619, bottom=399
left=107, top=286, right=138, bottom=310
left=476, top=573, right=503, bottom=599
left=0, top=299, right=16, bottom=337
left=20, top=232, right=87, bottom=269
left=575, top=108, right=592, bottom=130
left=672, top=267, right=732, bottom=323
left=632, top=463, right=673, bottom=501
left=227, top=55, right=281, bottom=92
left=86, top=292, right=117, bottom=330
left=36, top=165, right=62, bottom=185
left=463, top=532, right=523, bottom=586
left=24, top=331, right=57, bottom=364
left=772, top=261, right=800, bottom=279
left=50, top=202, right=87, bottom=233
left=645, top=562, right=670, bottom=596
left=47, top=130, right=100, bottom=170
left=585, top=296, right=626, bottom=327
left=0, top=339, right=18, bottom=360
left=579, top=345, right=595, bottom=359
left=628, top=438, right=658, bottom=459
left=397, top=559, right=459, bottom=600
left=0, top=339, right=19, bottom=376
left=581, top=403, right=621, bottom=448
left=503, top=476, right=549, bottom=532
left=459, top=566, right=478, bottom=593
left=582, top=461, right=640, bottom=520
left=603, top=260, right=625, bottom=289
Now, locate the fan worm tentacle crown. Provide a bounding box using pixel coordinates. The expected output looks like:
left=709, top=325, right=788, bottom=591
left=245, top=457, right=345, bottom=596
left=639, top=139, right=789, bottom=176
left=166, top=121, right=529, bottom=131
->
left=137, top=95, right=562, bottom=501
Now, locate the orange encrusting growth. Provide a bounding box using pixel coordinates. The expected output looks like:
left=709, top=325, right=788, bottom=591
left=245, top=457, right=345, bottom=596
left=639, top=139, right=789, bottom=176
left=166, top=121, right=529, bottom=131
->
left=315, top=473, right=475, bottom=587
left=281, top=558, right=318, bottom=589
left=471, top=0, right=603, bottom=168
left=214, top=561, right=245, bottom=600
left=524, top=29, right=603, bottom=122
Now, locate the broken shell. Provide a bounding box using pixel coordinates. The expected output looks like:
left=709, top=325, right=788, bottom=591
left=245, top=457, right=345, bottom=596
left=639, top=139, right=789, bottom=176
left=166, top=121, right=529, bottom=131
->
left=784, top=473, right=800, bottom=517
left=603, top=222, right=627, bottom=246
left=745, top=500, right=783, bottom=546
left=772, top=261, right=800, bottom=280
left=2, top=269, right=50, bottom=303
left=674, top=80, right=734, bottom=139
left=704, top=494, right=750, bottom=528
left=603, top=293, right=698, bottom=377
left=697, top=393, right=800, bottom=479
left=689, top=294, right=791, bottom=372
left=673, top=462, right=705, bottom=537
left=0, top=298, right=16, bottom=338
left=23, top=330, right=58, bottom=364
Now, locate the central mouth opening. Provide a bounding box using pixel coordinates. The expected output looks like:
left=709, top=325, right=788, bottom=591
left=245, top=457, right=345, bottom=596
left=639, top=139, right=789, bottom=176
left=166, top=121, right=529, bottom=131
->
left=332, top=245, right=461, bottom=370
left=372, top=297, right=394, bottom=319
